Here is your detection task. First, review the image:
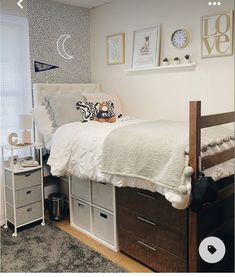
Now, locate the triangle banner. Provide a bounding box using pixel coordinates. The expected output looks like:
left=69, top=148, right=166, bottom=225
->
left=34, top=61, right=59, bottom=72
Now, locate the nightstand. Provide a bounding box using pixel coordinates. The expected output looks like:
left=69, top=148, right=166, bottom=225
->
left=1, top=144, right=45, bottom=236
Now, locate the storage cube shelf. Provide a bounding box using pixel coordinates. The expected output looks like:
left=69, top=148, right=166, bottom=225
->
left=69, top=176, right=118, bottom=251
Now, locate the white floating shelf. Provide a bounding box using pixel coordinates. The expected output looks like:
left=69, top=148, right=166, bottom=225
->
left=125, top=62, right=196, bottom=73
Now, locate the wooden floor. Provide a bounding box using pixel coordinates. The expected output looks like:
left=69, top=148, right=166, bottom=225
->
left=56, top=218, right=152, bottom=273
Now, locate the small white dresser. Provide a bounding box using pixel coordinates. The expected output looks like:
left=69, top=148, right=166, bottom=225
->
left=69, top=176, right=118, bottom=251
left=2, top=144, right=45, bottom=236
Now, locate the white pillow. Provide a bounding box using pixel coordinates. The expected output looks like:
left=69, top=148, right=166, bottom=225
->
left=31, top=106, right=55, bottom=136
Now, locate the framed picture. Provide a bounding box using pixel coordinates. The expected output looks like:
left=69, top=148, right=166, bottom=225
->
left=201, top=11, right=233, bottom=58
left=106, top=33, right=125, bottom=65
left=132, top=25, right=161, bottom=68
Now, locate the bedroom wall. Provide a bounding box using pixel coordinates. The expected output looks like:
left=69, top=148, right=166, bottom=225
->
left=90, top=0, right=234, bottom=121
left=27, top=0, right=91, bottom=83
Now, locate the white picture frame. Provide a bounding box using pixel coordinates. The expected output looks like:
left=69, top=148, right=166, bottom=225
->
left=107, top=33, right=125, bottom=65
left=201, top=11, right=234, bottom=58
left=132, top=25, right=161, bottom=69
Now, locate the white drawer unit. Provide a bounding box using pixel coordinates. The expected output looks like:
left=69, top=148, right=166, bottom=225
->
left=72, top=198, right=91, bottom=232
left=93, top=207, right=114, bottom=245
left=2, top=144, right=45, bottom=237
left=69, top=177, right=117, bottom=251
left=5, top=169, right=41, bottom=190
left=91, top=181, right=113, bottom=211
left=6, top=202, right=43, bottom=226
left=5, top=185, right=42, bottom=208
left=71, top=177, right=89, bottom=202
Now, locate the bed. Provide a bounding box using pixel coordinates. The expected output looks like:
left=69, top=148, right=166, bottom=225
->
left=33, top=83, right=234, bottom=272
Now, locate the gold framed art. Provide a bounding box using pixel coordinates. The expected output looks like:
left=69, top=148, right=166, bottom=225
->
left=201, top=10, right=234, bottom=58
left=106, top=33, right=125, bottom=65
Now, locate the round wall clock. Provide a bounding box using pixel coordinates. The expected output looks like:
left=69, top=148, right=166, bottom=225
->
left=171, top=29, right=190, bottom=48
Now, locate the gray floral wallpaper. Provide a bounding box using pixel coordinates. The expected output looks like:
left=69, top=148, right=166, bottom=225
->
left=27, top=0, right=91, bottom=83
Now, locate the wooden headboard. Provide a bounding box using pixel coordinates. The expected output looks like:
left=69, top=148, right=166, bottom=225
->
left=32, top=83, right=101, bottom=144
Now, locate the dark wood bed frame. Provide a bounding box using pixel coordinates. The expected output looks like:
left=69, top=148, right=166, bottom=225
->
left=189, top=101, right=234, bottom=272
left=116, top=101, right=234, bottom=272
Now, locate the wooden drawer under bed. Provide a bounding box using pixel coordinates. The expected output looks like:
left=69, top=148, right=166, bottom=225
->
left=116, top=187, right=187, bottom=272
left=119, top=228, right=187, bottom=272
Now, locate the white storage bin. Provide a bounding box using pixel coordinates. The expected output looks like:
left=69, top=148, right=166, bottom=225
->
left=71, top=177, right=89, bottom=201
left=93, top=207, right=114, bottom=245
left=6, top=201, right=42, bottom=226
left=91, top=181, right=113, bottom=211
left=6, top=185, right=42, bottom=208
left=73, top=198, right=90, bottom=232
left=5, top=169, right=41, bottom=190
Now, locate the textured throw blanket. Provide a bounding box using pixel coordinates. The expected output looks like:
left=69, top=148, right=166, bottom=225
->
left=102, top=120, right=234, bottom=194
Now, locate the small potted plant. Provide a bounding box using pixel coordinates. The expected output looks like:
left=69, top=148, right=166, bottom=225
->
left=173, top=57, right=180, bottom=65
left=162, top=58, right=169, bottom=66
left=184, top=54, right=191, bottom=64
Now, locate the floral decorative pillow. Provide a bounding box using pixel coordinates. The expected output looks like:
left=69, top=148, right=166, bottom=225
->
left=76, top=101, right=115, bottom=122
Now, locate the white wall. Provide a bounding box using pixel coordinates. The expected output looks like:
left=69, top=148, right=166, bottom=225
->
left=90, top=0, right=234, bottom=121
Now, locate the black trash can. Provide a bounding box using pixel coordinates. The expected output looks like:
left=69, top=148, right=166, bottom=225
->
left=48, top=193, right=65, bottom=221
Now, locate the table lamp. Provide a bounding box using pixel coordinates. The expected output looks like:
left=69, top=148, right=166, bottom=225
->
left=19, top=114, right=32, bottom=144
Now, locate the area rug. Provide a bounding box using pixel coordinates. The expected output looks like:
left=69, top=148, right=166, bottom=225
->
left=0, top=222, right=127, bottom=273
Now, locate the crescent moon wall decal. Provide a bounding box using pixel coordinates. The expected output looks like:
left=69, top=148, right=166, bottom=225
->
left=57, top=34, right=73, bottom=60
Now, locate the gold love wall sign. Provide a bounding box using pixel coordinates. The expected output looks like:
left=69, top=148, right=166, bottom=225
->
left=201, top=11, right=234, bottom=58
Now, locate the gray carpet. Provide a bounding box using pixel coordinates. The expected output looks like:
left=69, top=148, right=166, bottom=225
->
left=0, top=222, right=127, bottom=273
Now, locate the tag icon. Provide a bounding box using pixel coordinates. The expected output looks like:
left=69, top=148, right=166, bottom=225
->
left=207, top=245, right=217, bottom=255
left=199, top=237, right=226, bottom=264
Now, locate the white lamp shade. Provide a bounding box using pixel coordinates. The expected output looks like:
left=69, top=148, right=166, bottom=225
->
left=19, top=114, right=32, bottom=130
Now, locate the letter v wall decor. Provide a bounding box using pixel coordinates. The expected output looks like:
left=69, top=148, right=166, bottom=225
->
left=201, top=10, right=233, bottom=58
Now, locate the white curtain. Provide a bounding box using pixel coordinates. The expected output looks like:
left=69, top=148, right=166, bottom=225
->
left=0, top=15, right=32, bottom=226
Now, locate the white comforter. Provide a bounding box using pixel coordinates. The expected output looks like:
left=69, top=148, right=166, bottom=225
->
left=48, top=119, right=234, bottom=210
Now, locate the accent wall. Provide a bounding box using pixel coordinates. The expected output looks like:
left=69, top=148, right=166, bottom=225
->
left=27, top=0, right=91, bottom=83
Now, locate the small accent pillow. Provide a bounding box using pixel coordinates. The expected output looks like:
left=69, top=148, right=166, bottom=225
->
left=76, top=101, right=115, bottom=122
left=76, top=101, right=99, bottom=121
left=44, top=93, right=84, bottom=127
left=83, top=93, right=124, bottom=118
left=31, top=105, right=55, bottom=136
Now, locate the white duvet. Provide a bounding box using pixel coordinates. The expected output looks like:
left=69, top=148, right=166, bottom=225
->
left=47, top=119, right=234, bottom=210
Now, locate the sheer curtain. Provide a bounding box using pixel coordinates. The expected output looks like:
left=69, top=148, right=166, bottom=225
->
left=0, top=15, right=32, bottom=225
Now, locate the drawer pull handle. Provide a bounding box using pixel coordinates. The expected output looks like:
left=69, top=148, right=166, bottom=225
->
left=99, top=182, right=106, bottom=185
left=26, top=190, right=31, bottom=194
left=78, top=203, right=84, bottom=208
left=27, top=208, right=32, bottom=212
left=138, top=240, right=157, bottom=252
left=137, top=192, right=156, bottom=200
left=25, top=173, right=31, bottom=177
left=100, top=213, right=107, bottom=219
left=137, top=216, right=156, bottom=226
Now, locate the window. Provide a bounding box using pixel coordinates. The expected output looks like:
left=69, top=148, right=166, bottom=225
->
left=0, top=14, right=32, bottom=146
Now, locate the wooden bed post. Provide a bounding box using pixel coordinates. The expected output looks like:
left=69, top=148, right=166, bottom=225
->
left=188, top=101, right=201, bottom=272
